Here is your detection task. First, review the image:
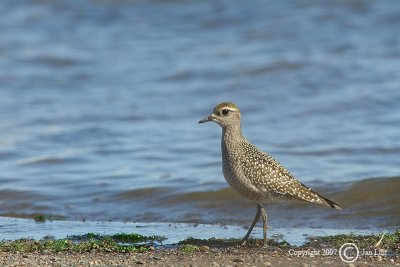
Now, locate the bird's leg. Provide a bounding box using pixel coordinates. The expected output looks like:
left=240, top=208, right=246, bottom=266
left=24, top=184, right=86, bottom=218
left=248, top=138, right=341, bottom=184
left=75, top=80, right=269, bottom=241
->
left=260, top=205, right=268, bottom=247
left=241, top=203, right=261, bottom=246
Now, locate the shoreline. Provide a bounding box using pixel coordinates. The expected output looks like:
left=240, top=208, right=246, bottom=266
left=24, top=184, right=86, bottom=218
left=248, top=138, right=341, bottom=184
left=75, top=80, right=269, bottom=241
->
left=0, top=231, right=398, bottom=266
left=0, top=216, right=392, bottom=247
left=0, top=246, right=397, bottom=267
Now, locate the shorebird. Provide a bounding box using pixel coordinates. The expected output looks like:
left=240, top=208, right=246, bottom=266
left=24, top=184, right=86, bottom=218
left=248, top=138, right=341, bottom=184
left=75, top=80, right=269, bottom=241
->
left=199, top=102, right=341, bottom=246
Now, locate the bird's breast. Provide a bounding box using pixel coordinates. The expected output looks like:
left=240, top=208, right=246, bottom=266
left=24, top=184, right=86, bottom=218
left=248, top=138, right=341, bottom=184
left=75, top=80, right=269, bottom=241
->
left=221, top=149, right=262, bottom=201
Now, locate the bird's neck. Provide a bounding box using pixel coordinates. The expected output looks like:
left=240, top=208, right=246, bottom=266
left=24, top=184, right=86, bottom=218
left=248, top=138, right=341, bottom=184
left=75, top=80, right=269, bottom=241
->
left=222, top=124, right=243, bottom=152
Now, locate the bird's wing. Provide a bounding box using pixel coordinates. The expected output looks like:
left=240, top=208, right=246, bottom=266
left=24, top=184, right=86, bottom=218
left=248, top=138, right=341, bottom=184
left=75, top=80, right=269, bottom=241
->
left=239, top=140, right=341, bottom=209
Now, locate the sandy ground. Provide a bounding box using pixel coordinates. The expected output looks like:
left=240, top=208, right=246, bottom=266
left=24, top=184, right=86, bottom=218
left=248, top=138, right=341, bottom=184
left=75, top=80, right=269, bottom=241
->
left=0, top=247, right=397, bottom=267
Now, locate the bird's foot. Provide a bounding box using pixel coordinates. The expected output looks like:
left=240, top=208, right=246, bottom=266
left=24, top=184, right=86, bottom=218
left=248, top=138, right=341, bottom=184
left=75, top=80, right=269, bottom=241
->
left=262, top=238, right=268, bottom=248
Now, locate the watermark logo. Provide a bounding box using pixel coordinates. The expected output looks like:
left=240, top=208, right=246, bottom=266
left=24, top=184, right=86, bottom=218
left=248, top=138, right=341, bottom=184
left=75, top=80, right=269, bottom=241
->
left=288, top=241, right=388, bottom=263
left=339, top=243, right=359, bottom=263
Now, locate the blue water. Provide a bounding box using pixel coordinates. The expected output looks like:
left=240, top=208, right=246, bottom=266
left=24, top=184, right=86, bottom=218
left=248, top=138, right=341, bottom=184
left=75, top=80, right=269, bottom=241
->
left=0, top=0, right=399, bottom=232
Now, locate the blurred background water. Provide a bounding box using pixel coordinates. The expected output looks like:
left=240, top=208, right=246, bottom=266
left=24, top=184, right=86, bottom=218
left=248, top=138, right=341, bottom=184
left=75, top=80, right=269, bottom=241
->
left=0, top=0, right=399, bottom=235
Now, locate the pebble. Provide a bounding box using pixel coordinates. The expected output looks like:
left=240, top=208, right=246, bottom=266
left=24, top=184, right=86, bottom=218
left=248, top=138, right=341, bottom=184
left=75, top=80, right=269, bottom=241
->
left=302, top=263, right=309, bottom=267
left=264, top=262, right=272, bottom=267
left=233, top=258, right=244, bottom=263
left=136, top=260, right=144, bottom=265
left=347, top=264, right=355, bottom=267
left=212, top=262, right=220, bottom=267
left=390, top=259, right=395, bottom=263
left=89, top=260, right=102, bottom=266
left=199, top=246, right=210, bottom=252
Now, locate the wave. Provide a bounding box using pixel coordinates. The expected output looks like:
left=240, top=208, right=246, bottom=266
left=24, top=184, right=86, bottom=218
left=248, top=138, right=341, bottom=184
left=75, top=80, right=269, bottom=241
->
left=1, top=177, right=398, bottom=230
left=150, top=176, right=400, bottom=229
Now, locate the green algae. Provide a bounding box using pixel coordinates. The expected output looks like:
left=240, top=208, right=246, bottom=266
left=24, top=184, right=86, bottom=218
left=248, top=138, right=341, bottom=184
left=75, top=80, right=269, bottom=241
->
left=0, top=233, right=165, bottom=253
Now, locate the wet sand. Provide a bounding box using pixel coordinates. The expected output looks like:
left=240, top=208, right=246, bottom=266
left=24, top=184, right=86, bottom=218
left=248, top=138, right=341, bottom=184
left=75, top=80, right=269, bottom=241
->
left=1, top=247, right=397, bottom=267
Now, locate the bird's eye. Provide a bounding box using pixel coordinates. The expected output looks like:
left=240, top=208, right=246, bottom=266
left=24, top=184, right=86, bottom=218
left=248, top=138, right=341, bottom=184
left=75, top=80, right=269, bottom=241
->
left=221, top=109, right=229, bottom=116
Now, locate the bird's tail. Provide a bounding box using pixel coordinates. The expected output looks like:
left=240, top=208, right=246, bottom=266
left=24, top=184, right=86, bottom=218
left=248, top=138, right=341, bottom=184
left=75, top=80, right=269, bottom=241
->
left=318, top=194, right=342, bottom=210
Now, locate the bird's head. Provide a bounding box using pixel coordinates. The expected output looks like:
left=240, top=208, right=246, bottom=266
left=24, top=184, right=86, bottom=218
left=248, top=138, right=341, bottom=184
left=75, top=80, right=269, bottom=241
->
left=199, top=102, right=241, bottom=129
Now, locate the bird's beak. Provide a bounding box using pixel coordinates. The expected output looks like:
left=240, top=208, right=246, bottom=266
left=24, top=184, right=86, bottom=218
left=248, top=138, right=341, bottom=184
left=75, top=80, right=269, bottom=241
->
left=198, top=114, right=215, bottom=124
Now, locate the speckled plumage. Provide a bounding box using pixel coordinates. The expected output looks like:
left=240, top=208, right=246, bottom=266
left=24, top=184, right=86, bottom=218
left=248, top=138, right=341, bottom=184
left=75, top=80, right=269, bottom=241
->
left=205, top=101, right=341, bottom=208
left=199, top=101, right=341, bottom=246
left=223, top=134, right=337, bottom=207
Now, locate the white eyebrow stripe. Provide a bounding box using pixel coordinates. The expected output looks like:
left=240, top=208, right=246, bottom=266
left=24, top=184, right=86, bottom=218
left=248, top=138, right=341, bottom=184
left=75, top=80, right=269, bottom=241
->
left=214, top=107, right=238, bottom=114
left=221, top=107, right=238, bottom=112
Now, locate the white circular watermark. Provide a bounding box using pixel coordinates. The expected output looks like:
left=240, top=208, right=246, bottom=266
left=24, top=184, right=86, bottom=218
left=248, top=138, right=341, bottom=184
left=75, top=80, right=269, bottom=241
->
left=339, top=243, right=360, bottom=263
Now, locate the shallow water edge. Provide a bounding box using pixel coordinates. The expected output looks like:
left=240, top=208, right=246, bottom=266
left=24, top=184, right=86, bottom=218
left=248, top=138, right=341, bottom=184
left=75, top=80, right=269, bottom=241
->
left=0, top=216, right=389, bottom=247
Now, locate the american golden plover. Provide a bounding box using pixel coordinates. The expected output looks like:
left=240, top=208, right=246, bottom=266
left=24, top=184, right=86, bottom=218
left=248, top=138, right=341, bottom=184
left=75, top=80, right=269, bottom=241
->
left=199, top=102, right=341, bottom=246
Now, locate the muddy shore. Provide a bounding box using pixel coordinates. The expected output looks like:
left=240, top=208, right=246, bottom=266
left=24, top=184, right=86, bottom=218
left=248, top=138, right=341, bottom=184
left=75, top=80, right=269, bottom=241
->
left=1, top=247, right=397, bottom=267
left=1, top=230, right=398, bottom=266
